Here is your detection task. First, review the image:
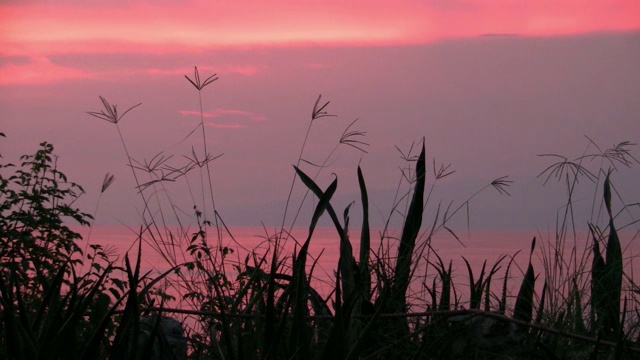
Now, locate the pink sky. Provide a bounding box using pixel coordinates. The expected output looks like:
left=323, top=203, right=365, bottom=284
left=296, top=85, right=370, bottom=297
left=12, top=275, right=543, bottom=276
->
left=2, top=1, right=639, bottom=83
left=1, top=1, right=640, bottom=234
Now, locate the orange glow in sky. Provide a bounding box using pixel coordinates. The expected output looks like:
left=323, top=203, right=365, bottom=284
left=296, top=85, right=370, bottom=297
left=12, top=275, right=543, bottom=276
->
left=2, top=1, right=638, bottom=85
left=2, top=1, right=639, bottom=55
left=0, top=0, right=640, bottom=84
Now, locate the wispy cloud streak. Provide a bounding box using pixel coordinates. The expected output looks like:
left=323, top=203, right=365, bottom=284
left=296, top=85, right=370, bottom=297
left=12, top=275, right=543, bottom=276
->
left=3, top=1, right=637, bottom=59
left=0, top=56, right=89, bottom=84
left=179, top=108, right=267, bottom=130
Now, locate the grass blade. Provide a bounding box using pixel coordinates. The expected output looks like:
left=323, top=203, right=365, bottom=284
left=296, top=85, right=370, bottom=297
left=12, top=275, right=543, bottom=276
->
left=390, top=141, right=426, bottom=311
left=604, top=216, right=622, bottom=336
left=290, top=173, right=338, bottom=358
left=514, top=237, right=536, bottom=324
left=357, top=165, right=371, bottom=299
left=590, top=224, right=607, bottom=334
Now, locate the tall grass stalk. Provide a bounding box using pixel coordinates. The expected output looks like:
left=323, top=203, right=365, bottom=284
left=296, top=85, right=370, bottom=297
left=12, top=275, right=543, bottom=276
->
left=184, top=66, right=223, bottom=243
left=87, top=97, right=150, bottom=221
left=81, top=172, right=115, bottom=273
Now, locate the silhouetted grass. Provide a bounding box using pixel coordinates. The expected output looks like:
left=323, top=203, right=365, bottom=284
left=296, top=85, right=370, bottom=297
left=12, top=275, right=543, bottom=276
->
left=2, top=71, right=640, bottom=359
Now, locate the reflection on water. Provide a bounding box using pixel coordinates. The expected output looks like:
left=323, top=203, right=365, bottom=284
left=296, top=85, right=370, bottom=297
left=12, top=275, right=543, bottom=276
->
left=81, top=225, right=640, bottom=311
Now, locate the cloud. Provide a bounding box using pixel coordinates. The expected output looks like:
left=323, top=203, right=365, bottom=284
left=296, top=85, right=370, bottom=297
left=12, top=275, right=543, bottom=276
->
left=148, top=65, right=263, bottom=77
left=223, top=65, right=262, bottom=76
left=206, top=123, right=247, bottom=129
left=1, top=1, right=638, bottom=86
left=0, top=54, right=263, bottom=85
left=4, top=1, right=636, bottom=60
left=0, top=55, right=30, bottom=66
left=0, top=56, right=89, bottom=85
left=179, top=107, right=267, bottom=129
left=0, top=2, right=428, bottom=57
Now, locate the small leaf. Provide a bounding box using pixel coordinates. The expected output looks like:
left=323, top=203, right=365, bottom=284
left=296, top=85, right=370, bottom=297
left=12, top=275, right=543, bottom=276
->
left=604, top=170, right=612, bottom=218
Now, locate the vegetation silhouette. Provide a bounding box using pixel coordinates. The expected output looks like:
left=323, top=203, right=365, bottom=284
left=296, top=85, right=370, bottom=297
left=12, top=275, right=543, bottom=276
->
left=1, top=68, right=640, bottom=358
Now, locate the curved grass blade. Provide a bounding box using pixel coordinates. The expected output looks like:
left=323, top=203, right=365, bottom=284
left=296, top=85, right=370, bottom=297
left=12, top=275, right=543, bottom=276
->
left=358, top=165, right=371, bottom=299
left=605, top=217, right=622, bottom=336
left=514, top=237, right=536, bottom=323
left=294, top=165, right=359, bottom=300
left=293, top=165, right=346, bottom=239
left=590, top=223, right=607, bottom=335
left=390, top=141, right=426, bottom=311
left=290, top=174, right=338, bottom=358
left=534, top=280, right=548, bottom=326
left=501, top=250, right=521, bottom=314
left=339, top=203, right=357, bottom=304
left=462, top=256, right=478, bottom=309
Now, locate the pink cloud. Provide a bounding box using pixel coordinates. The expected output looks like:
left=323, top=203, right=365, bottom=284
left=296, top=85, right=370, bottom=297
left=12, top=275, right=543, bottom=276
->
left=224, top=65, right=262, bottom=76
left=147, top=65, right=263, bottom=77
left=205, top=123, right=247, bottom=129
left=0, top=59, right=261, bottom=85
left=0, top=1, right=637, bottom=86
left=0, top=56, right=89, bottom=85
left=179, top=110, right=216, bottom=118
left=2, top=1, right=638, bottom=59
left=179, top=108, right=266, bottom=129
left=179, top=108, right=266, bottom=122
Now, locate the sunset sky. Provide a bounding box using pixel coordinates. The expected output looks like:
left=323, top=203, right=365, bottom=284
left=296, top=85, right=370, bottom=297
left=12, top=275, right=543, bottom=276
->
left=2, top=1, right=639, bottom=234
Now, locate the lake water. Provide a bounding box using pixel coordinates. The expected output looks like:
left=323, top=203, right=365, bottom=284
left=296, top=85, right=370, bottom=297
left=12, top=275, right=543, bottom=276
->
left=81, top=225, right=640, bottom=312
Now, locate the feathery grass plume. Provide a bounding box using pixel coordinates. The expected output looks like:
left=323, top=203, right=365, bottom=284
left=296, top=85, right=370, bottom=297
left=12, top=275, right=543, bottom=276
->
left=87, top=96, right=141, bottom=125
left=537, top=154, right=597, bottom=186
left=82, top=172, right=115, bottom=272
left=0, top=132, right=4, bottom=158
left=311, top=94, right=337, bottom=121
left=340, top=118, right=369, bottom=153
left=279, top=95, right=334, bottom=232
left=536, top=144, right=598, bottom=325
left=282, top=98, right=368, bottom=247
left=514, top=237, right=536, bottom=324
left=87, top=96, right=152, bottom=221
left=580, top=138, right=640, bottom=170
left=421, top=173, right=512, bottom=244
left=101, top=172, right=116, bottom=193
left=184, top=66, right=218, bottom=91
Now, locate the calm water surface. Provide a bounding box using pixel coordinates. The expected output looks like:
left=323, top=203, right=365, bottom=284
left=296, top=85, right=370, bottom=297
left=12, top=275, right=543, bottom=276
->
left=82, top=225, right=640, bottom=310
